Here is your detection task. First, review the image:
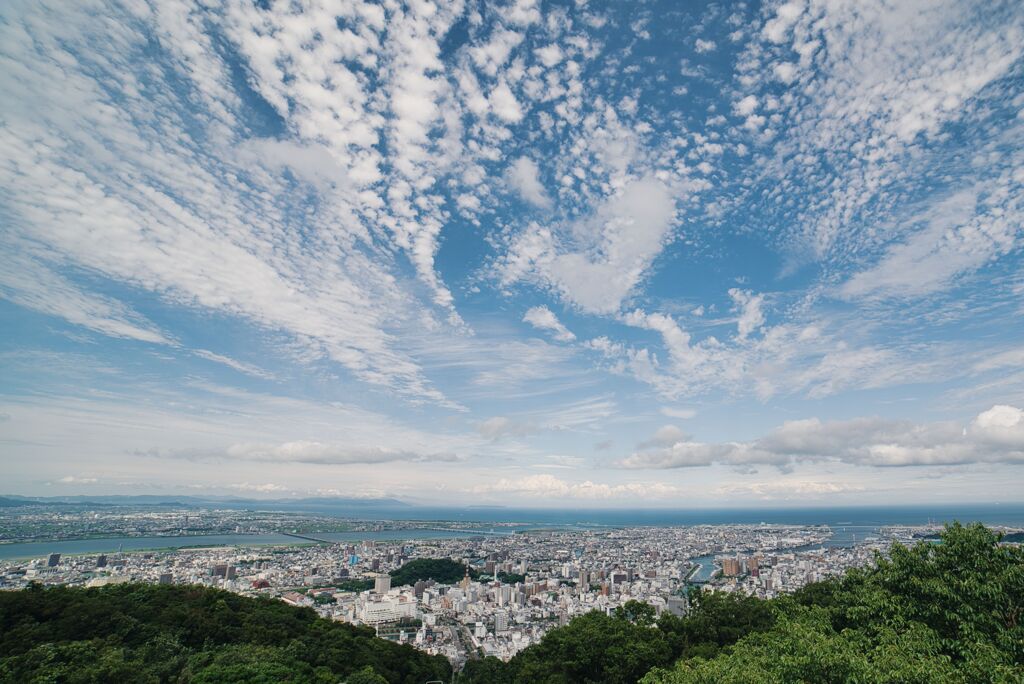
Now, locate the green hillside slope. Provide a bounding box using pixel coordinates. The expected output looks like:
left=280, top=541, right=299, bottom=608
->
left=0, top=584, right=450, bottom=683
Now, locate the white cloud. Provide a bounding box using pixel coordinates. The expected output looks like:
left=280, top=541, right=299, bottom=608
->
left=0, top=369, right=484, bottom=486
left=733, top=95, right=758, bottom=117
left=0, top=0, right=464, bottom=404
left=637, top=424, right=686, bottom=449
left=192, top=350, right=276, bottom=381
left=535, top=43, right=563, bottom=67
left=225, top=482, right=289, bottom=493
left=972, top=405, right=1024, bottom=445
left=621, top=404, right=1024, bottom=469
left=235, top=139, right=347, bottom=191
left=974, top=348, right=1024, bottom=372
left=728, top=288, right=765, bottom=339
left=477, top=416, right=528, bottom=440
left=506, top=157, right=553, bottom=209
left=714, top=480, right=864, bottom=500
left=470, top=27, right=524, bottom=76
left=490, top=80, right=524, bottom=123
left=200, top=441, right=463, bottom=465
left=762, top=0, right=805, bottom=44
left=471, top=474, right=681, bottom=499
left=0, top=250, right=172, bottom=345
left=523, top=305, right=575, bottom=341
left=602, top=304, right=937, bottom=402
left=839, top=186, right=1022, bottom=298
left=772, top=61, right=798, bottom=83
left=695, top=39, right=717, bottom=53
left=746, top=0, right=1024, bottom=268
left=660, top=407, right=697, bottom=420
left=500, top=178, right=677, bottom=314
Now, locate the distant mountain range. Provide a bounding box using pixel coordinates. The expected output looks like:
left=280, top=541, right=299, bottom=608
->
left=0, top=494, right=409, bottom=510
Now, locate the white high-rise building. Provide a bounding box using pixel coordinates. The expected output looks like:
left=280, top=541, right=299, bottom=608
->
left=494, top=610, right=509, bottom=633
left=374, top=574, right=391, bottom=594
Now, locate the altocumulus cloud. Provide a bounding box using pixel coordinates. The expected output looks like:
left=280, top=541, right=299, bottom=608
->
left=621, top=405, right=1024, bottom=469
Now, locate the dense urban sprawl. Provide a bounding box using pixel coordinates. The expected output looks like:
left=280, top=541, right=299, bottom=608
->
left=5, top=509, right=997, bottom=666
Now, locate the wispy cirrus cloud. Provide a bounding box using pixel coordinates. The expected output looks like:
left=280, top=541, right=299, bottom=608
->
left=149, top=442, right=462, bottom=466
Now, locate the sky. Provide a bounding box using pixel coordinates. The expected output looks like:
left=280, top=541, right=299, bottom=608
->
left=1, top=0, right=1023, bottom=508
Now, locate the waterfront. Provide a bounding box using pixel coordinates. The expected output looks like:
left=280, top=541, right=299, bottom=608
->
left=4, top=503, right=1022, bottom=561
left=0, top=529, right=482, bottom=560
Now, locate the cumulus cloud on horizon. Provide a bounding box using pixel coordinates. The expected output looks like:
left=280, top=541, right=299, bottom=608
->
left=622, top=405, right=1024, bottom=469
left=471, top=473, right=682, bottom=500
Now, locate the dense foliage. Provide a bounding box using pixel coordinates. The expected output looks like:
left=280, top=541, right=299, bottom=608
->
left=462, top=523, right=1022, bottom=683
left=335, top=579, right=374, bottom=593
left=389, top=558, right=474, bottom=587
left=460, top=592, right=773, bottom=684
left=0, top=584, right=450, bottom=683
left=643, top=522, right=1024, bottom=683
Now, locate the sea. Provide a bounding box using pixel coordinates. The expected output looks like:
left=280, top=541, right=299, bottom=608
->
left=1, top=503, right=1021, bottom=561
left=340, top=503, right=1024, bottom=527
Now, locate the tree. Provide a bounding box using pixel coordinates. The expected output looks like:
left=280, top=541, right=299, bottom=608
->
left=345, top=665, right=389, bottom=684
left=389, top=558, right=474, bottom=587
left=0, top=584, right=451, bottom=684
left=642, top=523, right=1024, bottom=683
left=615, top=600, right=657, bottom=626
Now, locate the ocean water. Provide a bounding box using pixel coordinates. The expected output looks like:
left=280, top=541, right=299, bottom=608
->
left=299, top=503, right=1024, bottom=528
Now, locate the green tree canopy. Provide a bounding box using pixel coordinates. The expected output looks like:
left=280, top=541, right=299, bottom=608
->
left=643, top=523, right=1024, bottom=683
left=0, top=583, right=450, bottom=684
left=389, top=558, right=474, bottom=587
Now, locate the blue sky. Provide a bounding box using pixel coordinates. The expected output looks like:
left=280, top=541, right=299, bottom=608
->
left=1, top=0, right=1023, bottom=506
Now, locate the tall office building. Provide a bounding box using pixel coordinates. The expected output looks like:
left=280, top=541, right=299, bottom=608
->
left=722, top=557, right=742, bottom=576
left=494, top=610, right=509, bottom=633
left=47, top=553, right=61, bottom=567
left=374, top=574, right=391, bottom=594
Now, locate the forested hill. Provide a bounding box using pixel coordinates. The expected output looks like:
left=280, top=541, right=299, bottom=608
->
left=460, top=523, right=1023, bottom=683
left=389, top=557, right=475, bottom=587
left=0, top=583, right=449, bottom=683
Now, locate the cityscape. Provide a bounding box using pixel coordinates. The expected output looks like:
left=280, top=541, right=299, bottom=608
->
left=4, top=504, right=1018, bottom=668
